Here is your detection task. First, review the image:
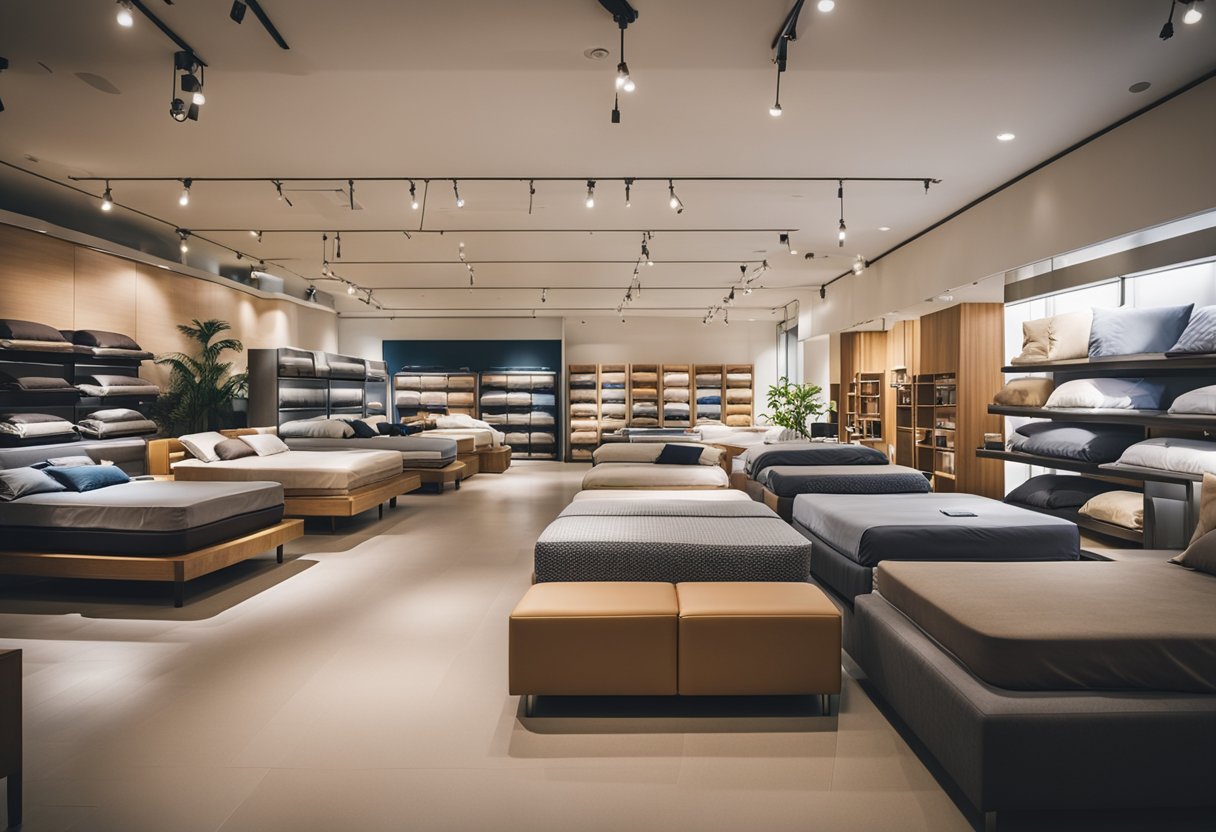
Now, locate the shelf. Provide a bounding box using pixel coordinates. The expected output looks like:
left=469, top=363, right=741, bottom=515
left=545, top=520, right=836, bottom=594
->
left=974, top=448, right=1201, bottom=485
left=1015, top=503, right=1144, bottom=544
left=1001, top=353, right=1216, bottom=375
left=988, top=405, right=1215, bottom=431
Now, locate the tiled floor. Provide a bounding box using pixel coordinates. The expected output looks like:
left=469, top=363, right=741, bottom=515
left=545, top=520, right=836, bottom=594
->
left=0, top=463, right=1196, bottom=832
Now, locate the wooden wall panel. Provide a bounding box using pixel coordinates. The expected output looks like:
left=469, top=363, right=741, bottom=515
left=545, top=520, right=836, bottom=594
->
left=919, top=305, right=961, bottom=374
left=0, top=225, right=76, bottom=329
left=957, top=303, right=1006, bottom=499
left=73, top=248, right=138, bottom=335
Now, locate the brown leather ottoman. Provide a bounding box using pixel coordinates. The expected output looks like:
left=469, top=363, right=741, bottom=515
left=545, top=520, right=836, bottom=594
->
left=676, top=582, right=841, bottom=706
left=509, top=582, right=678, bottom=707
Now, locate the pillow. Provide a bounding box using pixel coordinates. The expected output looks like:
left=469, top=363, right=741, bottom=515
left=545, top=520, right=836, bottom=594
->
left=1013, top=421, right=1142, bottom=464
left=1078, top=491, right=1144, bottom=531
left=1116, top=437, right=1216, bottom=477
left=764, top=427, right=805, bottom=443
left=0, top=467, right=68, bottom=501
left=656, top=443, right=712, bottom=465
left=1166, top=305, right=1216, bottom=356
left=278, top=418, right=354, bottom=439
left=179, top=431, right=229, bottom=463
left=1046, top=309, right=1093, bottom=360
left=214, top=438, right=257, bottom=460
left=377, top=422, right=405, bottom=436
left=1168, top=385, right=1216, bottom=415
left=70, top=329, right=142, bottom=350
left=1089, top=304, right=1194, bottom=358
left=346, top=419, right=379, bottom=439
left=46, top=464, right=130, bottom=493
left=1004, top=474, right=1130, bottom=509
left=0, top=373, right=77, bottom=392
left=1187, top=472, right=1216, bottom=545
left=1009, top=317, right=1051, bottom=365
left=0, top=412, right=64, bottom=424
left=239, top=433, right=289, bottom=456
left=0, top=319, right=68, bottom=343
left=46, top=456, right=99, bottom=468
left=86, top=408, right=146, bottom=423
left=1043, top=378, right=1165, bottom=410
left=992, top=378, right=1054, bottom=407
left=1171, top=529, right=1216, bottom=576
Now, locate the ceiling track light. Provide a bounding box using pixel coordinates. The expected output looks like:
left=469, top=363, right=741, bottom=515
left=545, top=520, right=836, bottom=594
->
left=770, top=63, right=783, bottom=117
left=624, top=178, right=633, bottom=207
left=601, top=0, right=639, bottom=122
left=852, top=255, right=868, bottom=275
left=272, top=179, right=293, bottom=207
left=667, top=179, right=685, bottom=213
left=170, top=51, right=202, bottom=122
left=779, top=232, right=797, bottom=255
left=409, top=180, right=419, bottom=210
left=585, top=179, right=597, bottom=208
left=116, top=0, right=135, bottom=28
left=527, top=179, right=536, bottom=214
left=541, top=288, right=548, bottom=304
left=179, top=178, right=192, bottom=207
left=1161, top=0, right=1178, bottom=37
left=1183, top=0, right=1204, bottom=24
left=100, top=180, right=114, bottom=212
left=836, top=179, right=847, bottom=247
left=304, top=285, right=317, bottom=302
left=347, top=283, right=357, bottom=296
left=250, top=229, right=262, bottom=243
left=452, top=179, right=464, bottom=208
left=335, top=231, right=342, bottom=259
left=177, top=228, right=190, bottom=254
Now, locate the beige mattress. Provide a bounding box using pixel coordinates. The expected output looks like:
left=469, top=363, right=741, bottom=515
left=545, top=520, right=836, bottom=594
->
left=581, top=463, right=729, bottom=490
left=425, top=428, right=501, bottom=448
left=876, top=558, right=1216, bottom=694
left=172, top=449, right=402, bottom=496
left=571, top=488, right=751, bottom=502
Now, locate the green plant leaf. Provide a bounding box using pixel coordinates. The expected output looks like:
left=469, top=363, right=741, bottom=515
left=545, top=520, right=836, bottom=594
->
left=151, top=319, right=246, bottom=434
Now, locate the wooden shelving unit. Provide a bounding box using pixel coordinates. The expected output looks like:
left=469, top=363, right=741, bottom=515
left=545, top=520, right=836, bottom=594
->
left=723, top=364, right=755, bottom=427
left=598, top=363, right=628, bottom=433
left=392, top=368, right=477, bottom=422
left=660, top=364, right=691, bottom=427
left=629, top=363, right=660, bottom=426
left=693, top=364, right=724, bottom=423
left=567, top=363, right=599, bottom=461
left=845, top=371, right=885, bottom=447
left=249, top=348, right=384, bottom=428
left=479, top=370, right=558, bottom=459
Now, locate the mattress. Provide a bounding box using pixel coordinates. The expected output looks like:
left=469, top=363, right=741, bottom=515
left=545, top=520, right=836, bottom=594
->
left=0, top=480, right=284, bottom=555
left=426, top=427, right=501, bottom=448
left=76, top=346, right=155, bottom=360
left=793, top=493, right=1080, bottom=568
left=570, top=488, right=752, bottom=503
left=744, top=442, right=887, bottom=477
left=581, top=463, right=729, bottom=490
left=283, top=435, right=457, bottom=468
left=534, top=499, right=812, bottom=583
left=758, top=464, right=931, bottom=498
left=172, top=449, right=402, bottom=496
left=877, top=559, right=1216, bottom=694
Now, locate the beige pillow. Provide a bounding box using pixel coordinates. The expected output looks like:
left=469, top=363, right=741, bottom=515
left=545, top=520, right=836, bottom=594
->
left=1171, top=528, right=1216, bottom=576
left=1010, top=317, right=1051, bottom=365
left=1047, top=309, right=1093, bottom=360
left=992, top=377, right=1054, bottom=407
left=1078, top=491, right=1144, bottom=530
left=1188, top=472, right=1216, bottom=545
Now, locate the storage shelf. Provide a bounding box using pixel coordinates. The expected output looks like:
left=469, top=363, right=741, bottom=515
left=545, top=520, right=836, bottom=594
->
left=1001, top=353, right=1216, bottom=375
left=988, top=405, right=1215, bottom=431
left=974, top=448, right=1201, bottom=485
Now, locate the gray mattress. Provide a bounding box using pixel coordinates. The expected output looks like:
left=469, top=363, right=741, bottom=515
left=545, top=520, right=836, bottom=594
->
left=793, top=492, right=1080, bottom=568
left=534, top=499, right=812, bottom=583
left=284, top=435, right=457, bottom=468
left=757, top=464, right=930, bottom=498
left=0, top=436, right=149, bottom=475
left=743, top=442, right=888, bottom=477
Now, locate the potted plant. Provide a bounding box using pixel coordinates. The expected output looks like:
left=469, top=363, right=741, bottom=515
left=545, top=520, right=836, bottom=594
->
left=762, top=377, right=832, bottom=441
left=151, top=319, right=248, bottom=434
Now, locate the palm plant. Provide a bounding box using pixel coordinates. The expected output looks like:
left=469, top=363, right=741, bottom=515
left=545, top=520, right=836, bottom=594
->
left=152, top=319, right=248, bottom=434
left=762, top=377, right=832, bottom=440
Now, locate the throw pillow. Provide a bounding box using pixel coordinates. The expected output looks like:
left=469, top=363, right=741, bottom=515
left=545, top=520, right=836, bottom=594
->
left=0, top=467, right=68, bottom=501
left=70, top=329, right=142, bottom=350
left=1089, top=304, right=1194, bottom=358
left=377, top=422, right=404, bottom=436
left=1046, top=309, right=1093, bottom=360
left=1188, top=472, right=1216, bottom=545
left=1166, top=305, right=1216, bottom=355
left=46, top=464, right=130, bottom=492
left=179, top=431, right=229, bottom=463
left=1009, top=317, right=1051, bottom=364
left=1004, top=474, right=1128, bottom=509
left=1168, top=385, right=1216, bottom=415
left=1171, top=528, right=1216, bottom=576
left=992, top=377, right=1055, bottom=407
left=1044, top=377, right=1165, bottom=410
left=346, top=419, right=379, bottom=439
left=655, top=443, right=706, bottom=465
left=214, top=438, right=257, bottom=460
left=239, top=433, right=289, bottom=456
left=1078, top=491, right=1144, bottom=530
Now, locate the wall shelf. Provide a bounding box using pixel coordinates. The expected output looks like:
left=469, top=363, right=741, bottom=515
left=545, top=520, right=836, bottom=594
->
left=975, top=448, right=1201, bottom=486
left=989, top=404, right=1215, bottom=431
left=1001, top=353, right=1216, bottom=375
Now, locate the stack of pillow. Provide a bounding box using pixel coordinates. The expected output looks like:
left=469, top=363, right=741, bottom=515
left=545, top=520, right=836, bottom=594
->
left=1009, top=303, right=1212, bottom=364
left=0, top=413, right=79, bottom=447
left=76, top=408, right=158, bottom=439
left=180, top=431, right=289, bottom=462
left=0, top=371, right=80, bottom=398
left=0, top=319, right=76, bottom=353
left=0, top=457, right=130, bottom=501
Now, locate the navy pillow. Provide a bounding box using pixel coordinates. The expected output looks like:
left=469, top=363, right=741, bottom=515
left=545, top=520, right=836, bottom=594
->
left=46, top=464, right=130, bottom=492
left=1014, top=421, right=1142, bottom=464
left=655, top=444, right=704, bottom=465
left=1089, top=304, right=1194, bottom=358
left=0, top=467, right=68, bottom=501
left=1005, top=474, right=1132, bottom=509
left=346, top=419, right=379, bottom=439
left=1167, top=305, right=1216, bottom=356
left=377, top=422, right=404, bottom=436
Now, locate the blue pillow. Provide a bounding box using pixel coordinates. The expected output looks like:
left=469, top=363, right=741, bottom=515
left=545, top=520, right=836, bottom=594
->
left=377, top=422, right=404, bottom=436
left=345, top=419, right=379, bottom=439
left=1089, top=304, right=1194, bottom=358
left=45, top=464, right=130, bottom=492
left=655, top=444, right=704, bottom=465
left=0, top=467, right=67, bottom=501
left=1167, top=305, right=1216, bottom=356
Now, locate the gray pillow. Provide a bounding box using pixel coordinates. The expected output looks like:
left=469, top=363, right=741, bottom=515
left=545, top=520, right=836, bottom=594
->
left=70, top=329, right=142, bottom=350
left=0, top=319, right=67, bottom=343
left=1167, top=305, right=1216, bottom=356
left=0, top=467, right=68, bottom=501
left=1171, top=528, right=1216, bottom=577
left=1088, top=304, right=1194, bottom=358
left=214, top=438, right=257, bottom=460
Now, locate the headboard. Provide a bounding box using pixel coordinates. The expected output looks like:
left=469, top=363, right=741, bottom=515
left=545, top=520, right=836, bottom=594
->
left=145, top=428, right=265, bottom=476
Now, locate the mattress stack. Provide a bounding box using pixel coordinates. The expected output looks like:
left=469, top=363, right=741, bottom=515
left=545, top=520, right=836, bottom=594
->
left=598, top=367, right=627, bottom=433
left=568, top=366, right=599, bottom=461
left=662, top=366, right=691, bottom=427
left=479, top=371, right=558, bottom=458
left=724, top=366, right=754, bottom=426
left=694, top=366, right=723, bottom=422
left=393, top=372, right=477, bottom=419
left=630, top=366, right=659, bottom=426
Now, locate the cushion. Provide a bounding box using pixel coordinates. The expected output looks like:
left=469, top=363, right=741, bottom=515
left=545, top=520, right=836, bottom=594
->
left=1004, top=474, right=1130, bottom=509
left=655, top=444, right=705, bottom=465
left=70, top=329, right=142, bottom=350
left=86, top=408, right=146, bottom=423
left=1168, top=385, right=1216, bottom=415
left=45, top=464, right=130, bottom=492
left=1089, top=304, right=1194, bottom=358
left=1009, top=316, right=1051, bottom=365
left=992, top=377, right=1054, bottom=407
left=239, top=433, right=289, bottom=457
left=1172, top=528, right=1216, bottom=576
left=179, top=431, right=229, bottom=463
left=46, top=456, right=99, bottom=468
left=1044, top=377, right=1165, bottom=410
left=0, top=467, right=67, bottom=501
left=377, top=422, right=405, bottom=436
left=0, top=319, right=67, bottom=343
left=1167, top=305, right=1216, bottom=355
left=0, top=373, right=77, bottom=392
left=1011, top=421, right=1142, bottom=464
left=1188, top=472, right=1216, bottom=545
left=1116, top=437, right=1216, bottom=478
left=279, top=418, right=354, bottom=439
left=1078, top=490, right=1144, bottom=530
left=0, top=412, right=64, bottom=425
left=346, top=419, right=379, bottom=439
left=1046, top=309, right=1093, bottom=360
left=214, top=438, right=257, bottom=460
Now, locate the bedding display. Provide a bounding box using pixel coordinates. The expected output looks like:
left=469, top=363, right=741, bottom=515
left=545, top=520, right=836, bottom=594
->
left=75, top=374, right=160, bottom=398
left=1167, top=304, right=1216, bottom=355
left=743, top=442, right=887, bottom=478
left=284, top=434, right=458, bottom=469
left=1006, top=421, right=1141, bottom=463
left=479, top=370, right=558, bottom=458
left=1009, top=309, right=1093, bottom=364
left=1088, top=303, right=1193, bottom=358
left=757, top=464, right=931, bottom=499
left=582, top=463, right=729, bottom=490
left=1168, top=384, right=1216, bottom=414
left=1078, top=490, right=1144, bottom=530
left=1043, top=377, right=1165, bottom=410
left=75, top=408, right=158, bottom=439
left=0, top=372, right=80, bottom=396
left=173, top=447, right=403, bottom=496
left=1003, top=473, right=1129, bottom=510
left=248, top=348, right=388, bottom=428
left=0, top=319, right=75, bottom=353
left=0, top=412, right=77, bottom=445
left=991, top=377, right=1054, bottom=407
left=1114, top=436, right=1216, bottom=477
left=66, top=329, right=154, bottom=360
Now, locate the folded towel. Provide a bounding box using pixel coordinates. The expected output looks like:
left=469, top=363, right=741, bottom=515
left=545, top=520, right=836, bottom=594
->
left=570, top=418, right=599, bottom=430
left=570, top=373, right=597, bottom=385
left=481, top=374, right=507, bottom=388
left=507, top=392, right=533, bottom=406
left=632, top=371, right=657, bottom=385
left=570, top=388, right=597, bottom=403
left=447, top=375, right=476, bottom=391
left=631, top=387, right=657, bottom=400
left=420, top=375, right=448, bottom=390
left=726, top=388, right=752, bottom=404
left=600, top=372, right=626, bottom=385
left=600, top=388, right=626, bottom=402
left=508, top=376, right=531, bottom=390
left=663, top=387, right=689, bottom=402
left=600, top=403, right=626, bottom=418
left=726, top=373, right=752, bottom=387
left=571, top=430, right=599, bottom=444
left=695, top=373, right=722, bottom=386
left=662, top=372, right=689, bottom=387
left=725, top=403, right=752, bottom=416
left=696, top=396, right=721, bottom=405
left=571, top=403, right=598, bottom=416
left=601, top=382, right=625, bottom=389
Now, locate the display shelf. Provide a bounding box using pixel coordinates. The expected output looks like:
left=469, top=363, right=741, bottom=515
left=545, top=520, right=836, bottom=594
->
left=1001, top=353, right=1216, bottom=375
left=693, top=363, right=724, bottom=424
left=479, top=369, right=558, bottom=459
left=249, top=348, right=385, bottom=427
left=660, top=364, right=691, bottom=428
left=845, top=371, right=884, bottom=445
left=392, top=368, right=477, bottom=421
left=723, top=364, right=755, bottom=427
left=975, top=448, right=1201, bottom=485
left=567, top=363, right=599, bottom=462
left=988, top=405, right=1216, bottom=431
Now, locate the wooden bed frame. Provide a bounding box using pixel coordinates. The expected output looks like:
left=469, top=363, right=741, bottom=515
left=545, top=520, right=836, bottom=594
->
left=0, top=519, right=305, bottom=607
left=409, top=460, right=467, bottom=492
left=480, top=446, right=512, bottom=473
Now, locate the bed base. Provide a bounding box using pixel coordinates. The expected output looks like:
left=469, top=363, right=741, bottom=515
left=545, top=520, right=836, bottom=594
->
left=0, top=519, right=305, bottom=607
left=284, top=472, right=423, bottom=527
left=458, top=452, right=480, bottom=478
left=410, top=461, right=466, bottom=492
left=479, top=446, right=512, bottom=473
left=762, top=487, right=793, bottom=521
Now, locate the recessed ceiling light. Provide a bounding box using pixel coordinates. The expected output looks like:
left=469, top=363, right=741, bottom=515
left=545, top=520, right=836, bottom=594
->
left=817, top=0, right=835, bottom=11
left=878, top=226, right=891, bottom=231
left=584, top=47, right=610, bottom=60
left=1128, top=81, right=1151, bottom=93
left=996, top=132, right=1016, bottom=142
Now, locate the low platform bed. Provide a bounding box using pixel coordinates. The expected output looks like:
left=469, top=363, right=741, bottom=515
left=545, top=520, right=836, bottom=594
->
left=756, top=464, right=931, bottom=521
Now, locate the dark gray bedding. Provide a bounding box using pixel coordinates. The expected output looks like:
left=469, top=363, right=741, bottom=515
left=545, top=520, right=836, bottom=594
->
left=743, top=442, right=887, bottom=477
left=0, top=437, right=149, bottom=475
left=535, top=499, right=812, bottom=583
left=284, top=434, right=457, bottom=468
left=792, top=493, right=1079, bottom=567
left=757, top=464, right=930, bottom=498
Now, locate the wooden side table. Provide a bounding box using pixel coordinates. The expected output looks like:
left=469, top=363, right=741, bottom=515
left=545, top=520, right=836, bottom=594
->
left=0, top=649, right=20, bottom=830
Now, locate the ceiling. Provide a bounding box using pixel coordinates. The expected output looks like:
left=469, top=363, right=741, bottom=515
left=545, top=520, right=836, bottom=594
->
left=0, top=0, right=1212, bottom=321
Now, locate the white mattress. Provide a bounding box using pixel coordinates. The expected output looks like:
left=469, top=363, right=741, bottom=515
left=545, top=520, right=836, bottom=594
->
left=580, top=463, right=729, bottom=490
left=570, top=488, right=751, bottom=502
left=425, top=428, right=502, bottom=448
left=172, top=449, right=402, bottom=496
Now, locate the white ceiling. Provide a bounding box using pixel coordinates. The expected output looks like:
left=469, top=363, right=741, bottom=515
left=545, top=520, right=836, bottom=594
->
left=0, top=0, right=1212, bottom=320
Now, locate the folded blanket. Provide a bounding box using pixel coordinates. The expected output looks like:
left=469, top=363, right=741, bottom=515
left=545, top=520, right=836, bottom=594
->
left=505, top=432, right=530, bottom=446
left=507, top=412, right=531, bottom=425
left=420, top=391, right=447, bottom=406
left=601, top=382, right=625, bottom=389
left=600, top=403, right=626, bottom=418
left=532, top=393, right=556, bottom=407
left=725, top=414, right=752, bottom=427
left=632, top=387, right=657, bottom=400
left=695, top=373, right=722, bottom=386
left=726, top=388, right=752, bottom=404
left=480, top=373, right=507, bottom=388
left=601, top=388, right=626, bottom=402
left=696, top=395, right=721, bottom=405
left=480, top=391, right=508, bottom=407
left=87, top=407, right=147, bottom=423
left=76, top=374, right=159, bottom=398
left=570, top=418, right=599, bottom=430
left=663, top=402, right=690, bottom=415
left=330, top=388, right=363, bottom=407
left=0, top=418, right=76, bottom=439
left=631, top=416, right=660, bottom=426
left=77, top=418, right=158, bottom=439
left=726, top=373, right=752, bottom=387
left=697, top=405, right=721, bottom=418
left=395, top=375, right=421, bottom=390
left=632, top=371, right=657, bottom=385
left=395, top=390, right=422, bottom=407
left=420, top=375, right=448, bottom=390
left=663, top=387, right=690, bottom=402
left=570, top=373, right=597, bottom=386
left=663, top=372, right=689, bottom=387
left=448, top=375, right=476, bottom=391
left=447, top=391, right=475, bottom=407
left=508, top=392, right=534, bottom=406
left=571, top=403, right=598, bottom=417
left=600, top=372, right=626, bottom=385
left=571, top=430, right=599, bottom=444
left=530, top=411, right=555, bottom=426
left=508, top=376, right=531, bottom=390
left=482, top=412, right=507, bottom=424
left=570, top=388, right=597, bottom=403
left=530, top=376, right=555, bottom=393
left=280, top=386, right=326, bottom=407
left=529, top=432, right=556, bottom=445
left=725, top=403, right=752, bottom=416
left=0, top=412, right=64, bottom=425
left=633, top=403, right=659, bottom=417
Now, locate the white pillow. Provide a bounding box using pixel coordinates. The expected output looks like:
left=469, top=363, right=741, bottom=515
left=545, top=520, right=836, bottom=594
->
left=764, top=427, right=804, bottom=444
left=1169, top=385, right=1216, bottom=415
left=179, top=431, right=229, bottom=463
left=1046, top=309, right=1093, bottom=360
left=1116, top=437, right=1216, bottom=477
left=239, top=433, right=289, bottom=456
left=279, top=418, right=354, bottom=439
left=1044, top=378, right=1164, bottom=410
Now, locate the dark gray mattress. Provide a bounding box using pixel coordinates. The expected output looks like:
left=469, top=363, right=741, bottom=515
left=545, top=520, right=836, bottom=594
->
left=0, top=436, right=149, bottom=475
left=792, top=493, right=1080, bottom=568
left=757, top=464, right=931, bottom=498
left=535, top=499, right=812, bottom=583
left=284, top=435, right=457, bottom=468
left=0, top=480, right=284, bottom=555
left=743, top=442, right=887, bottom=477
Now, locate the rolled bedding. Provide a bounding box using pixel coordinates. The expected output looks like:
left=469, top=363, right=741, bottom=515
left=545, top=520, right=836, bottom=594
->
left=395, top=375, right=421, bottom=390
left=330, top=388, right=363, bottom=407
left=506, top=412, right=530, bottom=426
left=571, top=430, right=599, bottom=444
left=570, top=373, right=597, bottom=387
left=695, top=389, right=721, bottom=404
left=697, top=405, right=721, bottom=419
left=725, top=414, right=753, bottom=427
left=280, top=386, right=327, bottom=407
left=726, top=388, right=752, bottom=404
left=600, top=372, right=626, bottom=385
left=662, top=372, right=689, bottom=387
left=632, top=371, right=658, bottom=385
left=508, top=376, right=531, bottom=391
left=726, top=372, right=752, bottom=387
left=76, top=374, right=160, bottom=398
left=571, top=402, right=598, bottom=417
left=508, top=391, right=534, bottom=406
left=663, top=387, right=689, bottom=402
left=600, top=388, right=626, bottom=402
left=420, top=391, right=447, bottom=407
left=395, top=390, right=422, bottom=408
left=632, top=387, right=658, bottom=401
left=725, top=403, right=752, bottom=416
left=600, top=403, right=627, bottom=419
left=570, top=388, right=597, bottom=403
left=529, top=411, right=555, bottom=426
left=632, top=402, right=659, bottom=417
left=447, top=391, right=475, bottom=407
left=570, top=418, right=599, bottom=430
left=631, top=416, right=660, bottom=426
left=448, top=375, right=476, bottom=391
left=694, top=373, right=722, bottom=386
left=481, top=374, right=507, bottom=389
left=481, top=391, right=508, bottom=407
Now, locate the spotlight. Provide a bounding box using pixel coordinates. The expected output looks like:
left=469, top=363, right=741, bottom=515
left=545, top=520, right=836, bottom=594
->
left=615, top=62, right=635, bottom=93
left=116, top=0, right=135, bottom=27
left=780, top=233, right=797, bottom=255
left=852, top=256, right=867, bottom=275
left=1184, top=1, right=1203, bottom=24
left=169, top=98, right=188, bottom=122
left=100, top=181, right=114, bottom=212
left=668, top=179, right=684, bottom=213
left=453, top=179, right=464, bottom=208
left=770, top=102, right=782, bottom=118
left=836, top=179, right=847, bottom=247
left=251, top=230, right=262, bottom=243
left=819, top=286, right=826, bottom=300
left=1161, top=0, right=1177, bottom=38
left=585, top=179, right=596, bottom=208
left=305, top=285, right=317, bottom=302
left=179, top=179, right=192, bottom=207
left=230, top=1, right=248, bottom=23
left=541, top=288, right=548, bottom=304
left=624, top=178, right=633, bottom=207
left=770, top=65, right=783, bottom=117
left=817, top=0, right=835, bottom=10
left=177, top=229, right=190, bottom=254
left=273, top=179, right=293, bottom=207
left=838, top=219, right=847, bottom=247
left=409, top=180, right=419, bottom=210
left=181, top=71, right=206, bottom=106
left=347, top=283, right=357, bottom=296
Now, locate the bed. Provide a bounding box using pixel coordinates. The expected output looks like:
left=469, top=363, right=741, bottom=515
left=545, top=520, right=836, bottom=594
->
left=853, top=555, right=1216, bottom=824
left=284, top=434, right=465, bottom=491
left=738, top=440, right=889, bottom=496
left=755, top=464, right=931, bottom=521
left=534, top=499, right=812, bottom=583
left=581, top=442, right=730, bottom=490
left=570, top=488, right=753, bottom=503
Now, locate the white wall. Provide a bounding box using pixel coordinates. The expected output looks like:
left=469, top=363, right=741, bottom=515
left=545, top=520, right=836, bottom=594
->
left=338, top=316, right=565, bottom=361
left=802, top=79, right=1216, bottom=336
left=802, top=335, right=831, bottom=399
